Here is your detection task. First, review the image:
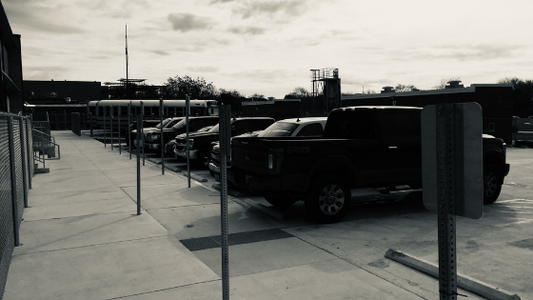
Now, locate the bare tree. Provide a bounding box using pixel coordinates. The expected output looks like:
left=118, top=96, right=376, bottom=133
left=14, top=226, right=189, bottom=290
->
left=434, top=77, right=461, bottom=90
left=394, top=84, right=419, bottom=93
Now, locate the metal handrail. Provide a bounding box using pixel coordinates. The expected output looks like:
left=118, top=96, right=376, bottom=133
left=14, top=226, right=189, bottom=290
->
left=33, top=129, right=60, bottom=163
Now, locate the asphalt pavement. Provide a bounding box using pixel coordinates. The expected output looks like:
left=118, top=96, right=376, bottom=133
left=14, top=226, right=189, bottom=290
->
left=2, top=130, right=522, bottom=299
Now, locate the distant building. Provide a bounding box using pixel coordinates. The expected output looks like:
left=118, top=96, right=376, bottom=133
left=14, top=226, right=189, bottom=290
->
left=241, top=99, right=301, bottom=120
left=24, top=80, right=102, bottom=104
left=342, top=81, right=514, bottom=143
left=0, top=3, right=23, bottom=113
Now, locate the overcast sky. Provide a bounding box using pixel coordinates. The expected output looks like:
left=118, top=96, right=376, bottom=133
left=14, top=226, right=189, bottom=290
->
left=3, top=0, right=533, bottom=98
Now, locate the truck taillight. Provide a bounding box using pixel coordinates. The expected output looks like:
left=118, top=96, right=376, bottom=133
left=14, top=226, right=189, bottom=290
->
left=268, top=148, right=283, bottom=172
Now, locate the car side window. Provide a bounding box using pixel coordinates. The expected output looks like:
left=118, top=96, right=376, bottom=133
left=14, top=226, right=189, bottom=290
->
left=378, top=110, right=421, bottom=145
left=296, top=123, right=324, bottom=136
left=380, top=111, right=420, bottom=138
left=329, top=111, right=375, bottom=139
left=251, top=120, right=274, bottom=131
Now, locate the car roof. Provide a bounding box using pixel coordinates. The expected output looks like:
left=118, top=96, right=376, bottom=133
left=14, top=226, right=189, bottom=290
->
left=275, top=117, right=327, bottom=124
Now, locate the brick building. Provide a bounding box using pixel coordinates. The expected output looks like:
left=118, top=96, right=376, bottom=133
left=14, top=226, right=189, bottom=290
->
left=0, top=3, right=23, bottom=113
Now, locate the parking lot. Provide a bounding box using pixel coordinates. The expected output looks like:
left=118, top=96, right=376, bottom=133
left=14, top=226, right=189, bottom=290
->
left=126, top=138, right=533, bottom=299
left=8, top=130, right=528, bottom=299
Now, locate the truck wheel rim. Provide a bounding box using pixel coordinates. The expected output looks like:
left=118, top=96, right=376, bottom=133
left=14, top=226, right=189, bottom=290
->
left=318, top=184, right=345, bottom=215
left=484, top=171, right=498, bottom=197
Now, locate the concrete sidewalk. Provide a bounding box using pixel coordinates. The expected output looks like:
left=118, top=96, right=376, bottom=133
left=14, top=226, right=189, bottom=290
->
left=3, top=131, right=481, bottom=299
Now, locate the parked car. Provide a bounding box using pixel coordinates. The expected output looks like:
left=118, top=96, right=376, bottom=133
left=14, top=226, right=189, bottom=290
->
left=164, top=125, right=215, bottom=157
left=132, top=117, right=184, bottom=148
left=209, top=117, right=328, bottom=180
left=128, top=119, right=162, bottom=146
left=173, top=117, right=275, bottom=167
left=143, top=116, right=219, bottom=152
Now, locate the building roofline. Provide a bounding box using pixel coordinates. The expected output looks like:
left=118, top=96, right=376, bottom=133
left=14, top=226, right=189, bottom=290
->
left=342, top=83, right=513, bottom=101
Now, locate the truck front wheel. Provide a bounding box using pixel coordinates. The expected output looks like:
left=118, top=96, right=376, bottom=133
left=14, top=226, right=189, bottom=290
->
left=305, top=175, right=351, bottom=223
left=484, top=164, right=503, bottom=205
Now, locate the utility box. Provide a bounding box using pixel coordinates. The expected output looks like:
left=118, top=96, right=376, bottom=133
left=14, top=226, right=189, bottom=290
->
left=421, top=102, right=483, bottom=219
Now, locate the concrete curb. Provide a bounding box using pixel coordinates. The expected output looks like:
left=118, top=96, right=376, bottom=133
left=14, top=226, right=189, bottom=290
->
left=385, top=249, right=521, bottom=300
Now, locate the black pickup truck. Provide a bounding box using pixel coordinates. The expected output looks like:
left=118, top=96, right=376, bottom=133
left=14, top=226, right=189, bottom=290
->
left=228, top=106, right=510, bottom=223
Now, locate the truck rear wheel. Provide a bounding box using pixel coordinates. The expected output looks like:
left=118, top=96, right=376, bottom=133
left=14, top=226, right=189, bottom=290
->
left=305, top=175, right=351, bottom=223
left=484, top=164, right=503, bottom=205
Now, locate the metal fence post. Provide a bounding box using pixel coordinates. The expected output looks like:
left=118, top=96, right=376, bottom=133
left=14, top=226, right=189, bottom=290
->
left=128, top=102, right=132, bottom=159
left=110, top=106, right=114, bottom=151
left=7, top=116, right=20, bottom=246
left=160, top=98, right=164, bottom=175
left=141, top=101, right=145, bottom=166
left=136, top=114, right=142, bottom=216
left=186, top=95, right=190, bottom=188
left=26, top=117, right=32, bottom=190
left=118, top=106, right=122, bottom=154
left=103, top=106, right=107, bottom=147
left=18, top=117, right=29, bottom=208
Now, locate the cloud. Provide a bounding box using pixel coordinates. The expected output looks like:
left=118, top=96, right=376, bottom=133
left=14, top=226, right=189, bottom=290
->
left=229, top=26, right=266, bottom=35
left=233, top=0, right=308, bottom=19
left=188, top=66, right=220, bottom=73
left=406, top=44, right=520, bottom=61
left=150, top=50, right=171, bottom=56
left=3, top=1, right=85, bottom=34
left=167, top=13, right=215, bottom=32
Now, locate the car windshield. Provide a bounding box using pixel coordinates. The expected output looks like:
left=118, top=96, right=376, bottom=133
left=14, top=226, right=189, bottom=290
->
left=172, top=119, right=186, bottom=130
left=258, top=122, right=299, bottom=137
left=207, top=124, right=220, bottom=133
left=155, top=118, right=173, bottom=129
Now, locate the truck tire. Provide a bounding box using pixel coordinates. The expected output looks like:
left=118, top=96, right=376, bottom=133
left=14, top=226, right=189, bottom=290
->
left=264, top=195, right=298, bottom=208
left=484, top=164, right=503, bottom=205
left=305, top=175, right=351, bottom=223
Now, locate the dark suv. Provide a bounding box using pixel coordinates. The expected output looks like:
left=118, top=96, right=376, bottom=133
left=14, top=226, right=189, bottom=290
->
left=143, top=116, right=219, bottom=152
left=173, top=117, right=275, bottom=167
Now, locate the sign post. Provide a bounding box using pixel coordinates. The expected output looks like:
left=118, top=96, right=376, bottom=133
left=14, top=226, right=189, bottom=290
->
left=219, top=104, right=231, bottom=300
left=422, top=102, right=483, bottom=299
left=160, top=98, right=165, bottom=175
left=186, top=95, right=191, bottom=188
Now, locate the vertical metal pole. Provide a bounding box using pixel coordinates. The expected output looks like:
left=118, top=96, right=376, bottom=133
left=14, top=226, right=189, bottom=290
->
left=18, top=117, right=29, bottom=208
left=136, top=114, right=142, bottom=216
left=118, top=106, right=122, bottom=154
left=219, top=105, right=231, bottom=300
left=141, top=101, right=145, bottom=166
left=41, top=130, right=46, bottom=169
left=110, top=106, right=114, bottom=151
left=8, top=117, right=20, bottom=246
left=128, top=102, right=132, bottom=159
left=103, top=106, right=107, bottom=147
left=89, top=112, right=93, bottom=137
left=26, top=117, right=32, bottom=190
left=436, top=104, right=457, bottom=300
left=186, top=95, right=191, bottom=188
left=64, top=110, right=68, bottom=130
left=160, top=98, right=165, bottom=175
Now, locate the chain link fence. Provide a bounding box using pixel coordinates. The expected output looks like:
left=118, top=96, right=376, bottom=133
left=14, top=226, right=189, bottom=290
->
left=0, top=113, right=34, bottom=300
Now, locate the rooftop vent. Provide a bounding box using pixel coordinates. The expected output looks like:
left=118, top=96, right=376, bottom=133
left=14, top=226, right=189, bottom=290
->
left=446, top=80, right=464, bottom=89
left=381, top=86, right=396, bottom=93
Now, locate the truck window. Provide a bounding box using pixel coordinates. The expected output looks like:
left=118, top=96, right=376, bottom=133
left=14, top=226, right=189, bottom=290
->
left=380, top=111, right=420, bottom=138
left=296, top=123, right=324, bottom=136
left=327, top=111, right=375, bottom=139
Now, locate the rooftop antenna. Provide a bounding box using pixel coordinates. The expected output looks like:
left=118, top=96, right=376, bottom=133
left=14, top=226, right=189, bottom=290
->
left=125, top=24, right=129, bottom=95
